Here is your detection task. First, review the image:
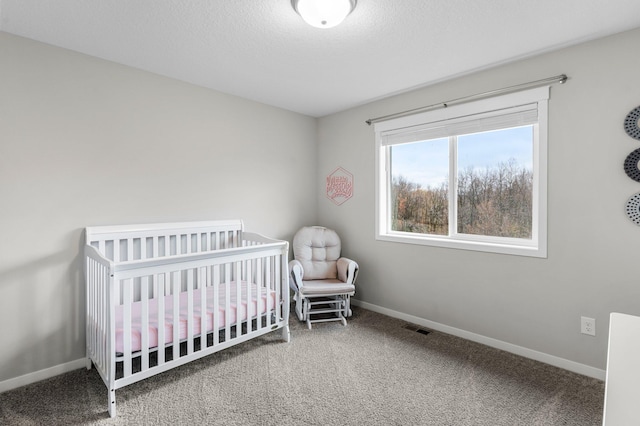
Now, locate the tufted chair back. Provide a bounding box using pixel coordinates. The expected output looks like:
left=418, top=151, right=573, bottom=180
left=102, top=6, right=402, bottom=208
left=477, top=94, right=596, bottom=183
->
left=292, top=226, right=341, bottom=280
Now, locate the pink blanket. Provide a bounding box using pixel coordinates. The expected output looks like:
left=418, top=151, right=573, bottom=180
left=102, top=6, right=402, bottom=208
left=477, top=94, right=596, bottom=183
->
left=114, top=282, right=275, bottom=354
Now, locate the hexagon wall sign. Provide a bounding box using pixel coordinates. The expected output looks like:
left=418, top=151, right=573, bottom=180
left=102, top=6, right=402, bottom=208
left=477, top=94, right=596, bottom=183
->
left=326, top=167, right=353, bottom=205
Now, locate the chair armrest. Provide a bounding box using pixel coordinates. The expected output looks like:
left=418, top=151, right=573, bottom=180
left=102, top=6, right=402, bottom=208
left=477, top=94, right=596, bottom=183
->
left=288, top=259, right=304, bottom=292
left=337, top=257, right=359, bottom=285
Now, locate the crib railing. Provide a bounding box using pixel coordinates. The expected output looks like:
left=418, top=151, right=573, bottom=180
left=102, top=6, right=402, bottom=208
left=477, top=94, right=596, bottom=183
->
left=86, top=219, right=245, bottom=262
left=85, top=223, right=289, bottom=417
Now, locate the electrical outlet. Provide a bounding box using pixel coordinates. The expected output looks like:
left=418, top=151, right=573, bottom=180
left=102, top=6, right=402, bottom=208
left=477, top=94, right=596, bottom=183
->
left=581, top=316, right=596, bottom=336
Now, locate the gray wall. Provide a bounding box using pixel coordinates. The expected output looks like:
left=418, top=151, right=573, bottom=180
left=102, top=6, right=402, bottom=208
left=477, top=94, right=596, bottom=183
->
left=0, top=32, right=318, bottom=382
left=3, top=25, right=640, bottom=386
left=317, top=27, right=640, bottom=371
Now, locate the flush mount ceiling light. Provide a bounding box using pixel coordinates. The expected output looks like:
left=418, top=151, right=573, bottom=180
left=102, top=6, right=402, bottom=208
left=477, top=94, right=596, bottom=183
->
left=292, top=0, right=357, bottom=29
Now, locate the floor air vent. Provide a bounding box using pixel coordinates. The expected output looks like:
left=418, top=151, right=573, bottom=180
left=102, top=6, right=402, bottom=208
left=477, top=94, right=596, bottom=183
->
left=402, top=323, right=432, bottom=336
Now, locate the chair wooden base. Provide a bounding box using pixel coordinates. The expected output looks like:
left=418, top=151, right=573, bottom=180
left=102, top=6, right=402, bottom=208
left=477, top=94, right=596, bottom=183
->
left=294, top=293, right=353, bottom=329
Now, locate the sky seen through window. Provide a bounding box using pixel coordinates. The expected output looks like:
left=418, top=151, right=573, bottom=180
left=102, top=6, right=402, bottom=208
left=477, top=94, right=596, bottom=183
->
left=391, top=126, right=533, bottom=188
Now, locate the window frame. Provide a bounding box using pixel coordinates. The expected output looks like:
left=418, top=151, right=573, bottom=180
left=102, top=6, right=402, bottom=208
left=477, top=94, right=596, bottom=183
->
left=374, top=86, right=549, bottom=258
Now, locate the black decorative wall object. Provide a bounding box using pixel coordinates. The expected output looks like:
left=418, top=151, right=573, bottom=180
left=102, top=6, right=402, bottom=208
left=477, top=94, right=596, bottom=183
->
left=623, top=106, right=640, bottom=226
left=624, top=148, right=640, bottom=182
left=624, top=106, right=640, bottom=140
left=626, top=193, right=640, bottom=226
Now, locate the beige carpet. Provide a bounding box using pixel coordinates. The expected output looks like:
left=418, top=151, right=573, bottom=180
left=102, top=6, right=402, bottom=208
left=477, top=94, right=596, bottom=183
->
left=0, top=307, right=604, bottom=425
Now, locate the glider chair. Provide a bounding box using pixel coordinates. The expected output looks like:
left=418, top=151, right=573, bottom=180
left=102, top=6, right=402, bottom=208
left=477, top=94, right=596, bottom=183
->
left=289, top=226, right=359, bottom=329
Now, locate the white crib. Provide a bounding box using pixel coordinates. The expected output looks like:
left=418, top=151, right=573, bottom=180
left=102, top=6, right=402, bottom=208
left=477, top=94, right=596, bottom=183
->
left=84, top=220, right=290, bottom=418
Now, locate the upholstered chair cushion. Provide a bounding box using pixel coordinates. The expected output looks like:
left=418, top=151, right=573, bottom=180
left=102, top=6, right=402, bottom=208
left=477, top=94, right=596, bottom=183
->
left=292, top=226, right=341, bottom=280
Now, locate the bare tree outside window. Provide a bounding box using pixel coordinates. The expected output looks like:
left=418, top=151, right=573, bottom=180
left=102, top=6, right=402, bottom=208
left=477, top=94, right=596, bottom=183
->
left=457, top=159, right=532, bottom=238
left=390, top=126, right=533, bottom=240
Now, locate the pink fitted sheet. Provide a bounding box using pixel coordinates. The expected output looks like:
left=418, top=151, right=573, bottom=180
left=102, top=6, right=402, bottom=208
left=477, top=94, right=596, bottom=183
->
left=114, top=282, right=276, bottom=354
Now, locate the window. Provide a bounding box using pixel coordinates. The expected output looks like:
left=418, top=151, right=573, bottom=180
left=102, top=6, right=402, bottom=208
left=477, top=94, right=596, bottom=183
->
left=375, top=87, right=548, bottom=257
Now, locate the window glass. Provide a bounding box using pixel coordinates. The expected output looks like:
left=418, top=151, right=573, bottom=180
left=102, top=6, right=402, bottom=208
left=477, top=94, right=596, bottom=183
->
left=390, top=138, right=448, bottom=235
left=456, top=126, right=533, bottom=239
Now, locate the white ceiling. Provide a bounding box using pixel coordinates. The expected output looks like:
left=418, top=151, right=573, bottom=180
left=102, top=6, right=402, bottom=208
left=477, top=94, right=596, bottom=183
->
left=2, top=0, right=640, bottom=117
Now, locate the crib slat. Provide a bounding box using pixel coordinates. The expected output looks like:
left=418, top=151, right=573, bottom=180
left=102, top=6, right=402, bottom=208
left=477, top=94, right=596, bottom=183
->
left=102, top=264, right=108, bottom=369
left=256, top=257, right=263, bottom=331
left=187, top=268, right=194, bottom=355
left=86, top=259, right=93, bottom=363
left=200, top=267, right=207, bottom=350
left=104, top=264, right=109, bottom=370
left=275, top=254, right=281, bottom=323
left=266, top=258, right=272, bottom=327
left=127, top=238, right=133, bottom=261
left=90, top=260, right=97, bottom=367
left=157, top=273, right=165, bottom=366
left=224, top=264, right=231, bottom=342
left=101, top=264, right=107, bottom=372
left=96, top=265, right=109, bottom=370
left=98, top=240, right=106, bottom=259
left=152, top=236, right=159, bottom=259
left=141, top=237, right=147, bottom=260
left=236, top=260, right=242, bottom=336
left=96, top=263, right=102, bottom=370
left=123, top=279, right=133, bottom=377
left=246, top=258, right=252, bottom=334
left=164, top=235, right=171, bottom=296
left=86, top=260, right=91, bottom=357
left=172, top=272, right=180, bottom=361
left=141, top=276, right=149, bottom=371
left=86, top=260, right=93, bottom=363
left=213, top=264, right=220, bottom=346
left=104, top=264, right=109, bottom=371
left=163, top=234, right=170, bottom=257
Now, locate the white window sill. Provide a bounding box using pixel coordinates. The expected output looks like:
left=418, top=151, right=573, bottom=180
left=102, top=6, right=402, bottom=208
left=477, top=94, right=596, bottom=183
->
left=376, top=232, right=547, bottom=258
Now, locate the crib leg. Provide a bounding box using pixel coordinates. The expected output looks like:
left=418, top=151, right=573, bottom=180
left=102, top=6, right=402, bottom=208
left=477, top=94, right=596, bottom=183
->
left=281, top=324, right=291, bottom=343
left=86, top=358, right=92, bottom=370
left=108, top=388, right=116, bottom=418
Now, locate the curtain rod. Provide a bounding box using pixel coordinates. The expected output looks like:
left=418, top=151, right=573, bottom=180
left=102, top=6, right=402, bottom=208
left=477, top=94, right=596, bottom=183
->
left=365, top=74, right=568, bottom=125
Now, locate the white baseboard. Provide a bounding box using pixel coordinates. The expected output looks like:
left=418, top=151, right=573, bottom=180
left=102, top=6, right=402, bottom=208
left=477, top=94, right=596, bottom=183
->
left=352, top=299, right=606, bottom=380
left=0, top=358, right=87, bottom=394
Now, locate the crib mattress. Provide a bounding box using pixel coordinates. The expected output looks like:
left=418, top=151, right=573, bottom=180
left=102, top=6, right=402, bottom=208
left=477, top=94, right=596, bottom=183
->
left=114, top=282, right=276, bottom=354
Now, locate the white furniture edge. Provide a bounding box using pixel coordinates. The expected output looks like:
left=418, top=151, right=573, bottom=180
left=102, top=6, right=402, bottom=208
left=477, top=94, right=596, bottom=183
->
left=602, top=312, right=640, bottom=426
